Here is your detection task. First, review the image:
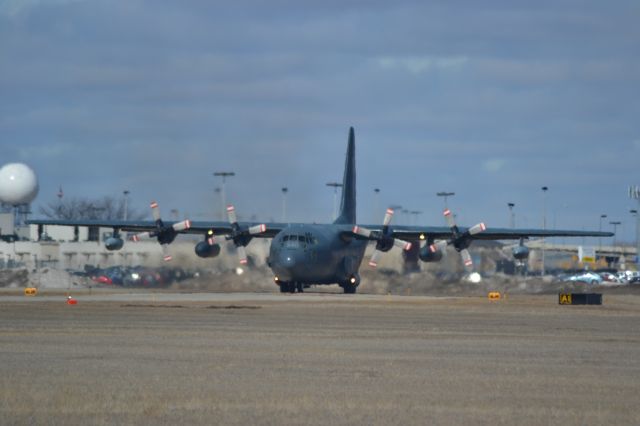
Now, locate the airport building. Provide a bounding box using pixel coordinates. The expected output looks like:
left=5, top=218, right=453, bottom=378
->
left=0, top=212, right=169, bottom=270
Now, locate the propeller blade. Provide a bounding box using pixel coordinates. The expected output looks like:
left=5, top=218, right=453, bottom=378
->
left=132, top=232, right=151, bottom=242
left=468, top=222, right=487, bottom=236
left=150, top=201, right=161, bottom=222
left=443, top=209, right=456, bottom=228
left=248, top=224, right=266, bottom=235
left=352, top=226, right=372, bottom=238
left=382, top=208, right=394, bottom=227
left=429, top=240, right=448, bottom=253
left=172, top=219, right=192, bottom=232
left=393, top=239, right=412, bottom=251
left=461, top=249, right=473, bottom=270
left=162, top=244, right=172, bottom=262
left=237, top=245, right=248, bottom=265
left=368, top=249, right=383, bottom=268
left=226, top=205, right=238, bottom=224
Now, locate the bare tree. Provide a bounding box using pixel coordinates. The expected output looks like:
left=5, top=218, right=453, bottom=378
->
left=39, top=196, right=147, bottom=221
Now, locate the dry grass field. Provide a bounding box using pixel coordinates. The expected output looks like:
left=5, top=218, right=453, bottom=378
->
left=1, top=291, right=640, bottom=425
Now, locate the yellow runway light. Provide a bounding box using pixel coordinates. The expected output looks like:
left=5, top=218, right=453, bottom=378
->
left=488, top=291, right=501, bottom=301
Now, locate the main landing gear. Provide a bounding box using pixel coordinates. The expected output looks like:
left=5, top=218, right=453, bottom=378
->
left=279, top=282, right=304, bottom=293
left=340, top=274, right=360, bottom=294
left=340, top=282, right=357, bottom=294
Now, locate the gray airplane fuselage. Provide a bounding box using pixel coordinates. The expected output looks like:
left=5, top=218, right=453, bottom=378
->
left=268, top=224, right=367, bottom=285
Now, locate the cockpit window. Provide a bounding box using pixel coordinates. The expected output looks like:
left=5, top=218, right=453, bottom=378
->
left=280, top=233, right=317, bottom=248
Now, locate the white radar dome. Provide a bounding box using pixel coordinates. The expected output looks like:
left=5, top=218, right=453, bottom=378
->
left=0, top=163, right=39, bottom=205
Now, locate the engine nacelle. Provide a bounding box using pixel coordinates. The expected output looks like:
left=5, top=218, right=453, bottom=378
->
left=512, top=245, right=530, bottom=261
left=195, top=240, right=221, bottom=258
left=419, top=245, right=443, bottom=262
left=104, top=237, right=124, bottom=251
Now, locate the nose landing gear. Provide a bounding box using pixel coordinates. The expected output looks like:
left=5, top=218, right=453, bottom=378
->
left=278, top=282, right=304, bottom=293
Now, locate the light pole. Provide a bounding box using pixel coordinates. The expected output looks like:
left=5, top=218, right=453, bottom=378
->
left=410, top=210, right=423, bottom=226
left=629, top=209, right=640, bottom=264
left=123, top=190, right=130, bottom=221
left=610, top=221, right=621, bottom=249
left=373, top=188, right=380, bottom=222
left=214, top=187, right=221, bottom=219
left=629, top=185, right=640, bottom=268
left=508, top=203, right=515, bottom=228
left=599, top=214, right=607, bottom=251
left=402, top=209, right=410, bottom=225
left=436, top=192, right=455, bottom=210
left=214, top=172, right=235, bottom=219
left=281, top=187, right=288, bottom=222
left=541, top=186, right=548, bottom=276
left=326, top=182, right=343, bottom=221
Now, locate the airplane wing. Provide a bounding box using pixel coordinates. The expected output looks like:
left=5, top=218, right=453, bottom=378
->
left=350, top=224, right=613, bottom=270
left=27, top=219, right=613, bottom=244
left=390, top=226, right=614, bottom=241
left=26, top=219, right=286, bottom=238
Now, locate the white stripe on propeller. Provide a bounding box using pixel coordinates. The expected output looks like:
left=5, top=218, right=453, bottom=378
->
left=352, top=226, right=372, bottom=238
left=150, top=201, right=161, bottom=221
left=443, top=209, right=456, bottom=228
left=383, top=208, right=394, bottom=227
left=237, top=245, right=248, bottom=264
left=461, top=249, right=473, bottom=269
left=226, top=205, right=237, bottom=224
left=249, top=224, right=266, bottom=235
left=468, top=222, right=487, bottom=235
left=132, top=232, right=151, bottom=242
left=172, top=220, right=191, bottom=232
left=429, top=240, right=448, bottom=253
left=162, top=244, right=172, bottom=262
left=393, top=239, right=412, bottom=251
left=368, top=250, right=382, bottom=268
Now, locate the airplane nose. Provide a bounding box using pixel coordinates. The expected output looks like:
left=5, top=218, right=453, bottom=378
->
left=271, top=250, right=301, bottom=281
left=280, top=252, right=297, bottom=268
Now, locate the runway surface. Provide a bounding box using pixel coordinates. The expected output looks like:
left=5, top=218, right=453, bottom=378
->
left=2, top=291, right=640, bottom=425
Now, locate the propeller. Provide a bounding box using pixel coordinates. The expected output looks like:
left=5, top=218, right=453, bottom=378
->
left=429, top=208, right=486, bottom=271
left=352, top=208, right=413, bottom=268
left=224, top=205, right=267, bottom=264
left=131, top=201, right=191, bottom=262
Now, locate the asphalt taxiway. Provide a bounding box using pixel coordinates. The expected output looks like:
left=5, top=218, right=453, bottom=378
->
left=1, top=291, right=639, bottom=425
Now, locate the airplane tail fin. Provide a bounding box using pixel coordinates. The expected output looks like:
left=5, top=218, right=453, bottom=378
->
left=334, top=127, right=356, bottom=225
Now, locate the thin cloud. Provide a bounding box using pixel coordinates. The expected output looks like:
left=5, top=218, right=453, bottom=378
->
left=0, top=1, right=638, bottom=239
left=482, top=159, right=506, bottom=173
left=0, top=0, right=88, bottom=17
left=375, top=56, right=469, bottom=74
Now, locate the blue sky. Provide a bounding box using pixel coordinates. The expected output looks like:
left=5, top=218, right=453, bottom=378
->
left=1, top=0, right=639, bottom=242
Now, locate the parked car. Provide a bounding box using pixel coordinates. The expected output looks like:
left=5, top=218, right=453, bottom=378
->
left=599, top=272, right=623, bottom=284
left=91, top=266, right=127, bottom=285
left=615, top=271, right=640, bottom=284
left=562, top=272, right=603, bottom=285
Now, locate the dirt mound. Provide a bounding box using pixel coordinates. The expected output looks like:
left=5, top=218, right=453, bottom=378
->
left=0, top=269, right=29, bottom=288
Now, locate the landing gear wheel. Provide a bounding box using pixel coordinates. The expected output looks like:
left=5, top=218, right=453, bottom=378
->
left=279, top=282, right=289, bottom=293
left=342, top=283, right=357, bottom=294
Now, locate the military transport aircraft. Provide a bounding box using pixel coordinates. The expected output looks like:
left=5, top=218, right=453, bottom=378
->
left=28, top=128, right=612, bottom=293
